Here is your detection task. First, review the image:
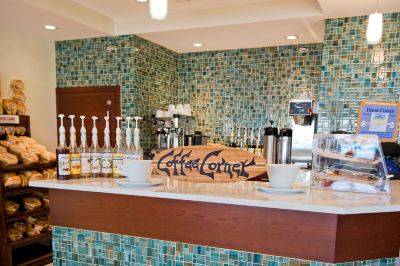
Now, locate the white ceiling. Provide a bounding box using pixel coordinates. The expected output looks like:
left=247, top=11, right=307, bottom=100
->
left=0, top=0, right=399, bottom=53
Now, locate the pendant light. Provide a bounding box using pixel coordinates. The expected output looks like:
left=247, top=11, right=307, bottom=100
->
left=149, top=0, right=168, bottom=20
left=367, top=0, right=383, bottom=44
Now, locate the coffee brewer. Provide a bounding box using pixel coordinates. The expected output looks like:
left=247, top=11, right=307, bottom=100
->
left=289, top=92, right=318, bottom=168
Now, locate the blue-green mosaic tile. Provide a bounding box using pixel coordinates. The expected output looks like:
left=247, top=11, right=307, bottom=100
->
left=52, top=226, right=398, bottom=266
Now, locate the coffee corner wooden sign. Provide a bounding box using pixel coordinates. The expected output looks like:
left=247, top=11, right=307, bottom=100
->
left=152, top=145, right=266, bottom=183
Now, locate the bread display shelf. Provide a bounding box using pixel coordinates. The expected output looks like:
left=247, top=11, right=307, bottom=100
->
left=14, top=252, right=52, bottom=266
left=316, top=149, right=380, bottom=165
left=7, top=231, right=51, bottom=249
left=1, top=162, right=56, bottom=173
left=5, top=207, right=49, bottom=223
left=4, top=186, right=48, bottom=197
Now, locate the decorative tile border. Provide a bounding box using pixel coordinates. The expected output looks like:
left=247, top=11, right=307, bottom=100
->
left=52, top=226, right=398, bottom=266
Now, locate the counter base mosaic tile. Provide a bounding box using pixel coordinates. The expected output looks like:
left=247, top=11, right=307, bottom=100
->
left=52, top=226, right=398, bottom=266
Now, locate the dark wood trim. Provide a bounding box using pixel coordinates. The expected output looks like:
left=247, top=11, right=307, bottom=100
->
left=49, top=189, right=400, bottom=263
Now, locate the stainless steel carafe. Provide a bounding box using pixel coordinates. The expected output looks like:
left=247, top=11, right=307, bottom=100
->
left=277, top=128, right=292, bottom=164
left=263, top=121, right=278, bottom=164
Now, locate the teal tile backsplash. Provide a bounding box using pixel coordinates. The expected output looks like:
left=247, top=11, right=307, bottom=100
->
left=52, top=226, right=399, bottom=266
left=55, top=12, right=400, bottom=150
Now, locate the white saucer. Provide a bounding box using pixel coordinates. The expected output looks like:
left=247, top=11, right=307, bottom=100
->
left=115, top=178, right=163, bottom=188
left=257, top=183, right=306, bottom=194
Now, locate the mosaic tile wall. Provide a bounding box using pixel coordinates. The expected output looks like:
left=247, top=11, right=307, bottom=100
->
left=319, top=12, right=400, bottom=135
left=177, top=44, right=323, bottom=144
left=55, top=35, right=177, bottom=151
left=52, top=226, right=399, bottom=266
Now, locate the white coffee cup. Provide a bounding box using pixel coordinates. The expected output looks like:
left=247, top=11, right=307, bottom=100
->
left=155, top=110, right=164, bottom=118
left=168, top=104, right=175, bottom=112
left=266, top=164, right=300, bottom=189
left=123, top=159, right=153, bottom=183
left=176, top=104, right=184, bottom=112
left=183, top=104, right=191, bottom=112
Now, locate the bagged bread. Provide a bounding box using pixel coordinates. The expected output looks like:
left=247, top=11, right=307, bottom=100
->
left=5, top=126, right=16, bottom=135
left=17, top=103, right=27, bottom=115
left=26, top=223, right=41, bottom=237
left=0, top=126, right=5, bottom=135
left=5, top=200, right=19, bottom=215
left=23, top=170, right=42, bottom=181
left=7, top=227, right=23, bottom=242
left=13, top=92, right=26, bottom=104
left=3, top=99, right=17, bottom=115
left=22, top=196, right=42, bottom=211
left=12, top=221, right=26, bottom=233
left=33, top=191, right=49, bottom=207
left=3, top=173, right=21, bottom=188
left=39, top=151, right=56, bottom=163
left=10, top=80, right=24, bottom=93
left=34, top=218, right=49, bottom=232
left=15, top=126, right=26, bottom=136
left=0, top=152, right=18, bottom=166
left=43, top=168, right=57, bottom=179
left=19, top=173, right=29, bottom=186
left=20, top=151, right=39, bottom=165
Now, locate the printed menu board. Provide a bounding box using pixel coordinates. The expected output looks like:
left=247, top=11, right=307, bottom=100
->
left=357, top=101, right=400, bottom=142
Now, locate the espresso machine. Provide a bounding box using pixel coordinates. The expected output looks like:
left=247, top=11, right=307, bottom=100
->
left=289, top=93, right=318, bottom=168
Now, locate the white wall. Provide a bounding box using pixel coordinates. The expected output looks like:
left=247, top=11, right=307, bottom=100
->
left=0, top=25, right=57, bottom=151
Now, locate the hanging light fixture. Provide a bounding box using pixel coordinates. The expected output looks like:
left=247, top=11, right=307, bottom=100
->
left=367, top=0, right=383, bottom=44
left=149, top=0, right=168, bottom=20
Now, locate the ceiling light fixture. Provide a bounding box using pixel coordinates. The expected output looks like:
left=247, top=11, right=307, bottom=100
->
left=286, top=35, right=298, bottom=40
left=367, top=0, right=383, bottom=44
left=193, top=43, right=203, bottom=47
left=44, top=25, right=57, bottom=30
left=137, top=0, right=147, bottom=2
left=149, top=0, right=168, bottom=20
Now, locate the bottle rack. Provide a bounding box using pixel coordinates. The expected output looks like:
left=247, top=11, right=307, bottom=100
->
left=0, top=115, right=54, bottom=266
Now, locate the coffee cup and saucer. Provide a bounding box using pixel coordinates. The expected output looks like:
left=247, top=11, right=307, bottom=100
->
left=115, top=160, right=163, bottom=188
left=257, top=164, right=307, bottom=194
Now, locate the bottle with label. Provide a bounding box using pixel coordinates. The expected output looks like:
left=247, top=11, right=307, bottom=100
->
left=132, top=116, right=144, bottom=159
left=57, top=114, right=70, bottom=180
left=241, top=127, right=248, bottom=151
left=124, top=116, right=135, bottom=160
left=248, top=128, right=256, bottom=153
left=90, top=116, right=101, bottom=177
left=235, top=127, right=242, bottom=150
left=101, top=116, right=113, bottom=178
left=255, top=128, right=263, bottom=157
left=228, top=127, right=237, bottom=148
left=68, top=115, right=81, bottom=178
left=112, top=117, right=124, bottom=178
left=79, top=116, right=91, bottom=177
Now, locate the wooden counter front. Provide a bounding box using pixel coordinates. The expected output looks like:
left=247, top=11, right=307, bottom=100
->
left=49, top=189, right=400, bottom=263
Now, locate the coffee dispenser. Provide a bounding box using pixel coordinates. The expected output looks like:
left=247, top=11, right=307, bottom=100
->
left=289, top=93, right=318, bottom=168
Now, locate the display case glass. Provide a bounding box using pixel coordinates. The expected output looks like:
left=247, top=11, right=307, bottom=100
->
left=312, top=134, right=390, bottom=193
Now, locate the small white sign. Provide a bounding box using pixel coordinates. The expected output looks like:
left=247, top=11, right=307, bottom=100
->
left=0, top=115, right=20, bottom=124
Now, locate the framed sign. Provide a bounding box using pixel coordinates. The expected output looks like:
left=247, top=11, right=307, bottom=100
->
left=152, top=145, right=266, bottom=183
left=357, top=101, right=400, bottom=142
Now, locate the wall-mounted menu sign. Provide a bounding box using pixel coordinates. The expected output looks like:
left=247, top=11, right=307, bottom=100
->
left=0, top=115, right=20, bottom=124
left=152, top=145, right=266, bottom=183
left=357, top=101, right=400, bottom=142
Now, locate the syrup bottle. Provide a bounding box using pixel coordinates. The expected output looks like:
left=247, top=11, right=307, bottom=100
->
left=79, top=116, right=91, bottom=178
left=101, top=116, right=113, bottom=177
left=112, top=117, right=124, bottom=178
left=57, top=114, right=70, bottom=180
left=90, top=116, right=101, bottom=177
left=68, top=115, right=81, bottom=178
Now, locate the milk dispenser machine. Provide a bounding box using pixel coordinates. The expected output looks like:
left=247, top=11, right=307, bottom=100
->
left=289, top=92, right=318, bottom=168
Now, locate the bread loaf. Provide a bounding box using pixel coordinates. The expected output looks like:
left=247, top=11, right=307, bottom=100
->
left=0, top=152, right=18, bottom=166
left=13, top=92, right=26, bottom=104
left=20, top=151, right=39, bottom=165
left=0, top=140, right=12, bottom=149
left=17, top=103, right=27, bottom=115
left=26, top=223, right=41, bottom=236
left=39, top=151, right=56, bottom=163
left=22, top=196, right=42, bottom=211
left=10, top=80, right=24, bottom=93
left=3, top=99, right=17, bottom=115
left=19, top=136, right=36, bottom=144
left=5, top=126, right=16, bottom=135
left=12, top=222, right=26, bottom=233
left=5, top=200, right=19, bottom=215
left=7, top=227, right=23, bottom=242
left=2, top=173, right=21, bottom=188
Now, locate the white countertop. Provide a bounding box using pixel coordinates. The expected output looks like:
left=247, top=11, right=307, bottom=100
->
left=29, top=177, right=400, bottom=215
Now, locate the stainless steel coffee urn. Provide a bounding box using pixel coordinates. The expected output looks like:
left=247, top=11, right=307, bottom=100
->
left=263, top=120, right=278, bottom=164
left=277, top=128, right=292, bottom=164
left=289, top=92, right=318, bottom=168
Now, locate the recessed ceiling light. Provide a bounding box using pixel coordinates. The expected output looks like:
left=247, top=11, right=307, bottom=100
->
left=193, top=43, right=203, bottom=47
left=286, top=35, right=298, bottom=40
left=44, top=25, right=57, bottom=30
left=137, top=0, right=147, bottom=2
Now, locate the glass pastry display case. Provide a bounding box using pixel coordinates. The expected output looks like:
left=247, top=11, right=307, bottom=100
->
left=312, top=134, right=390, bottom=194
